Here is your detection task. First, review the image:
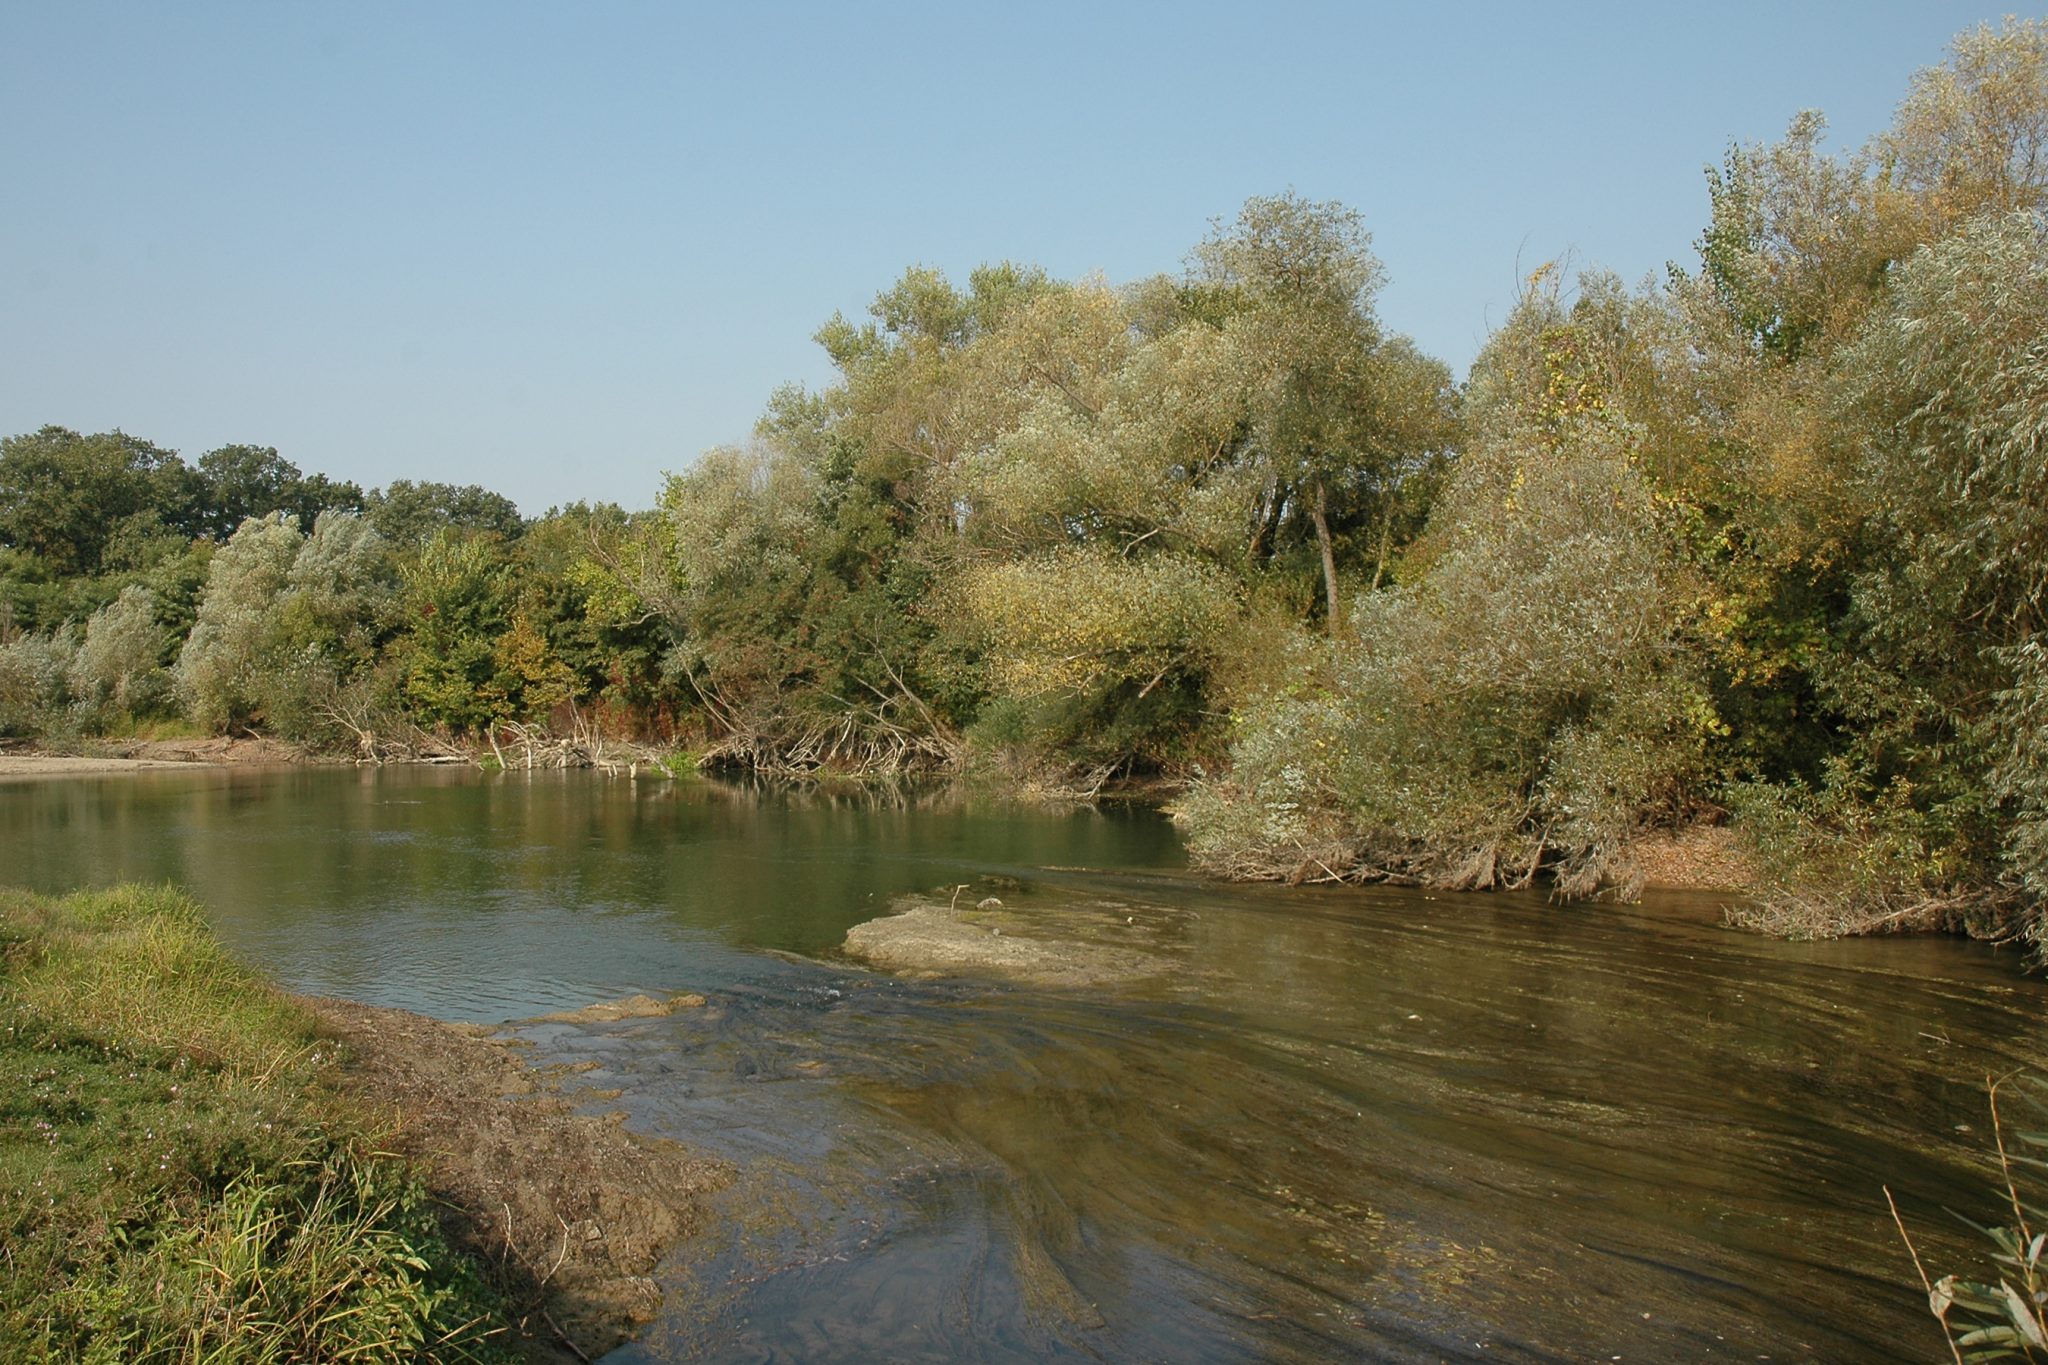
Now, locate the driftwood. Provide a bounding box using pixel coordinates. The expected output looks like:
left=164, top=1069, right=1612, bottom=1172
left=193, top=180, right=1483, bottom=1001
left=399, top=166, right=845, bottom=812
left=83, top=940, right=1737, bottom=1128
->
left=317, top=700, right=676, bottom=776
left=492, top=712, right=665, bottom=775
left=316, top=698, right=477, bottom=767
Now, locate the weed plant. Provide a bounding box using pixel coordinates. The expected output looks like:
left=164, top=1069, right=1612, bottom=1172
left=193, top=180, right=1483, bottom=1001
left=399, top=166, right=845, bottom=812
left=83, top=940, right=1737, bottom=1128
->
left=1897, top=1075, right=2048, bottom=1362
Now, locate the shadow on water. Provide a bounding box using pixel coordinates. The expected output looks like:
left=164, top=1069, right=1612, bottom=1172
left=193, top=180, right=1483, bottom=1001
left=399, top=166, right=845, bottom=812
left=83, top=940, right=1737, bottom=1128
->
left=3, top=767, right=2043, bottom=1360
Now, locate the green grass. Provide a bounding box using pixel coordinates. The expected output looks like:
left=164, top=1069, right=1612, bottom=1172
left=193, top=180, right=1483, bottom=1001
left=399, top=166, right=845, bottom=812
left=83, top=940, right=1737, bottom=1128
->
left=0, top=884, right=515, bottom=1364
left=651, top=748, right=704, bottom=780
left=88, top=715, right=214, bottom=742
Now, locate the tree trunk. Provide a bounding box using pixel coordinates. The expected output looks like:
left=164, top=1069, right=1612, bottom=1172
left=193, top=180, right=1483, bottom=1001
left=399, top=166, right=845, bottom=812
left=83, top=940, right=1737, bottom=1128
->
left=1368, top=498, right=1395, bottom=594
left=1247, top=475, right=1283, bottom=563
left=1311, top=476, right=1341, bottom=636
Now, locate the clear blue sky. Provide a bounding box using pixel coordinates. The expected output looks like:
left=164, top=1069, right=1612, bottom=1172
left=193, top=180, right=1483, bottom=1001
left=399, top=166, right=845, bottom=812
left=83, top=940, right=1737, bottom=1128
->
left=0, top=2, right=2023, bottom=514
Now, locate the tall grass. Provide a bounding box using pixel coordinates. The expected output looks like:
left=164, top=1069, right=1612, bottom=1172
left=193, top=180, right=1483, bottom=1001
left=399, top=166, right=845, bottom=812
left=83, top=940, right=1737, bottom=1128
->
left=0, top=884, right=513, bottom=1363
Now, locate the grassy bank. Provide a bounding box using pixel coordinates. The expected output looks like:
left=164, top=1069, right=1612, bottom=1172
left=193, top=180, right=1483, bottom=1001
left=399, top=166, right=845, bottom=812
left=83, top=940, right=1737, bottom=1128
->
left=0, top=884, right=513, bottom=1363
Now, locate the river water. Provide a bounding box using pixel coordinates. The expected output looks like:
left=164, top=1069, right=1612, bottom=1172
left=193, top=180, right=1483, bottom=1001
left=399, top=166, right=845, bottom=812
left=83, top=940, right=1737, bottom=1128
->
left=3, top=765, right=2041, bottom=1361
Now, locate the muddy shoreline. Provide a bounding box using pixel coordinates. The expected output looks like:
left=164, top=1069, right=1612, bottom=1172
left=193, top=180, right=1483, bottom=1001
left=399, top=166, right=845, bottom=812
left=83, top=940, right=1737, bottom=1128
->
left=302, top=996, right=731, bottom=1363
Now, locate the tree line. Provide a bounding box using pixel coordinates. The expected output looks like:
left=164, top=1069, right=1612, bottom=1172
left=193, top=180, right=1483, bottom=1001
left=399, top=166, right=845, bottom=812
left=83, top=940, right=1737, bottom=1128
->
left=2, top=18, right=2044, bottom=949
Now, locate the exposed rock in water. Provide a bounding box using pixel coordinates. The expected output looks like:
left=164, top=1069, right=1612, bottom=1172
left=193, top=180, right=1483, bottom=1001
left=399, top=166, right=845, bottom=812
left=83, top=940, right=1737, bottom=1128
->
left=538, top=992, right=707, bottom=1024
left=842, top=899, right=1164, bottom=987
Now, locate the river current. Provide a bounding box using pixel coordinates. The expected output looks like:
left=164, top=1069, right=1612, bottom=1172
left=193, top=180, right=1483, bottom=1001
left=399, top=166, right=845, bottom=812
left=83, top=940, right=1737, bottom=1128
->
left=3, top=765, right=2040, bottom=1361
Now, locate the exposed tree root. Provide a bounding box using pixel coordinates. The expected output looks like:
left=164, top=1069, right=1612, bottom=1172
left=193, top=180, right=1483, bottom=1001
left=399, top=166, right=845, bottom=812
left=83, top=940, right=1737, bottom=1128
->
left=698, top=712, right=961, bottom=779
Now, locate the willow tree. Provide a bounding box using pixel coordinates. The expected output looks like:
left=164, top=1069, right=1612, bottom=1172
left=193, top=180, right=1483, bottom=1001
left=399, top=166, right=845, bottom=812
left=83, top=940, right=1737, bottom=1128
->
left=176, top=512, right=399, bottom=740
left=1194, top=194, right=1457, bottom=634
left=1884, top=16, right=2048, bottom=234
left=939, top=284, right=1243, bottom=775
left=69, top=586, right=172, bottom=723
left=1181, top=277, right=1713, bottom=896
left=652, top=442, right=823, bottom=745
left=175, top=514, right=305, bottom=731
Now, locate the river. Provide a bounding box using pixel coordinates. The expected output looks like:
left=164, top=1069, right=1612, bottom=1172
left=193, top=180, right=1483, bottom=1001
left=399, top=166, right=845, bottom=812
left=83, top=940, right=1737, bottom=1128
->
left=2, top=765, right=2039, bottom=1361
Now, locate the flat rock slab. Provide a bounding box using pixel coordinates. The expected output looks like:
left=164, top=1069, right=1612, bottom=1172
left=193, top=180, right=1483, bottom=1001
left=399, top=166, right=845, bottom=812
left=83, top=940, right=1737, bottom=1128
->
left=843, top=902, right=1162, bottom=988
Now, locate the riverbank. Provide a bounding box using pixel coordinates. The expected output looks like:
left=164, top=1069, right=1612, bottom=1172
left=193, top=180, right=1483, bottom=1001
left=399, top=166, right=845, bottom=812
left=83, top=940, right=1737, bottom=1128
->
left=0, top=731, right=697, bottom=781
left=1630, top=822, right=1757, bottom=892
left=0, top=885, right=726, bottom=1363
left=0, top=737, right=1768, bottom=902
left=0, top=735, right=313, bottom=776
left=308, top=996, right=730, bottom=1360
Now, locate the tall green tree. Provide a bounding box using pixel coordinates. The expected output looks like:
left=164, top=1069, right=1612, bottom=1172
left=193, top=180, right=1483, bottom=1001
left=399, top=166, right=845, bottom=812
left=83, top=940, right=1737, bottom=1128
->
left=195, top=445, right=364, bottom=540
left=393, top=529, right=513, bottom=733
left=366, top=480, right=524, bottom=545
left=0, top=427, right=201, bottom=576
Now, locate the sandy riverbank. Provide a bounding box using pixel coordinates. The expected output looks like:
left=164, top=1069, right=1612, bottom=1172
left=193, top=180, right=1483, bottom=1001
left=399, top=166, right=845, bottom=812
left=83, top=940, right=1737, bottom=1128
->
left=0, top=736, right=314, bottom=776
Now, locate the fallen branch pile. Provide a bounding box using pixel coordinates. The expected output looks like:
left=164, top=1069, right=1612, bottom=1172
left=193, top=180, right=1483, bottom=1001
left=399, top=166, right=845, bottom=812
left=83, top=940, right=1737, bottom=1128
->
left=699, top=712, right=960, bottom=778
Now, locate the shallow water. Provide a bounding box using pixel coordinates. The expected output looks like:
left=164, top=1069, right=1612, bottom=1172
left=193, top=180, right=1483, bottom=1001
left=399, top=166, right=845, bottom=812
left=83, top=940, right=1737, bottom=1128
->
left=3, top=765, right=2041, bottom=1361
